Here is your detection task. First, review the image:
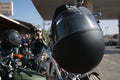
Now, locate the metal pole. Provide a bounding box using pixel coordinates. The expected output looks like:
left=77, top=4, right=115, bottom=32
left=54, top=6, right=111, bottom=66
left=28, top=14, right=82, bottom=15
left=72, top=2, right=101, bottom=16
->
left=118, top=19, right=120, bottom=47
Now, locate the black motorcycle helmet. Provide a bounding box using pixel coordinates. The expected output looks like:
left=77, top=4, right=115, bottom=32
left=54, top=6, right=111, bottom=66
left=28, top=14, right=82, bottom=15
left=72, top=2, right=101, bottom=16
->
left=51, top=4, right=105, bottom=73
left=1, top=29, right=21, bottom=48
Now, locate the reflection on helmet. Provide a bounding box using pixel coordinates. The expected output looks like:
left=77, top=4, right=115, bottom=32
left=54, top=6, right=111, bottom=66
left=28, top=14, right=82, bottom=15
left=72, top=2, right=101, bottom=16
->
left=1, top=29, right=21, bottom=48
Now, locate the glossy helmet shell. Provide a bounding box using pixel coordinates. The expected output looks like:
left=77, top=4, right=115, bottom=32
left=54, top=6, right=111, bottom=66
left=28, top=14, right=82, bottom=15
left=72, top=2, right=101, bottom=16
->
left=1, top=29, right=21, bottom=48
left=51, top=5, right=105, bottom=73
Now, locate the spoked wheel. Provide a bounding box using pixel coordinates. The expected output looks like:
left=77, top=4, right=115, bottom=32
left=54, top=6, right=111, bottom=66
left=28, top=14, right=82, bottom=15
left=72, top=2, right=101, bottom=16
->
left=81, top=67, right=102, bottom=80
left=89, top=66, right=103, bottom=80
left=88, top=72, right=101, bottom=80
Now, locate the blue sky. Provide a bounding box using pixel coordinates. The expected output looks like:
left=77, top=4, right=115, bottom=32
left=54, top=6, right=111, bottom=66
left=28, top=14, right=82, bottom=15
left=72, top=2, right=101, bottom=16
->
left=8, top=0, right=43, bottom=25
left=1, top=0, right=119, bottom=35
left=99, top=19, right=118, bottom=35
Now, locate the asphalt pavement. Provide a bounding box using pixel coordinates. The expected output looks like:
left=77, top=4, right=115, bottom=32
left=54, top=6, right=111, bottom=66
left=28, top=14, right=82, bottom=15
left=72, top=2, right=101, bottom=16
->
left=98, top=46, right=120, bottom=80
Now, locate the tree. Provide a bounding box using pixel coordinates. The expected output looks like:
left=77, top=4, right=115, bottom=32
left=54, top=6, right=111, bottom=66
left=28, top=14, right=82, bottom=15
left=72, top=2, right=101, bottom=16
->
left=43, top=30, right=50, bottom=44
left=112, top=34, right=119, bottom=39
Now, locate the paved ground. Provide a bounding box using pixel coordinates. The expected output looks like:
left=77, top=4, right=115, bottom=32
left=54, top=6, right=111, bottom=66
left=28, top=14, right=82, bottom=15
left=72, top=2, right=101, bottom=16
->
left=98, top=46, right=120, bottom=80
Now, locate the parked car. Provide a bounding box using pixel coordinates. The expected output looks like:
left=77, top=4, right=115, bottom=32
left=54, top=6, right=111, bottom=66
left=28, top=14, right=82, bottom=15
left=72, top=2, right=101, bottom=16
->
left=105, top=40, right=118, bottom=46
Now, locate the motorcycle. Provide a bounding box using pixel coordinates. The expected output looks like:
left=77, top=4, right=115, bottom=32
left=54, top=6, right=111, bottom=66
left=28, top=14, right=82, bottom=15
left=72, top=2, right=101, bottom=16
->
left=0, top=48, right=32, bottom=80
